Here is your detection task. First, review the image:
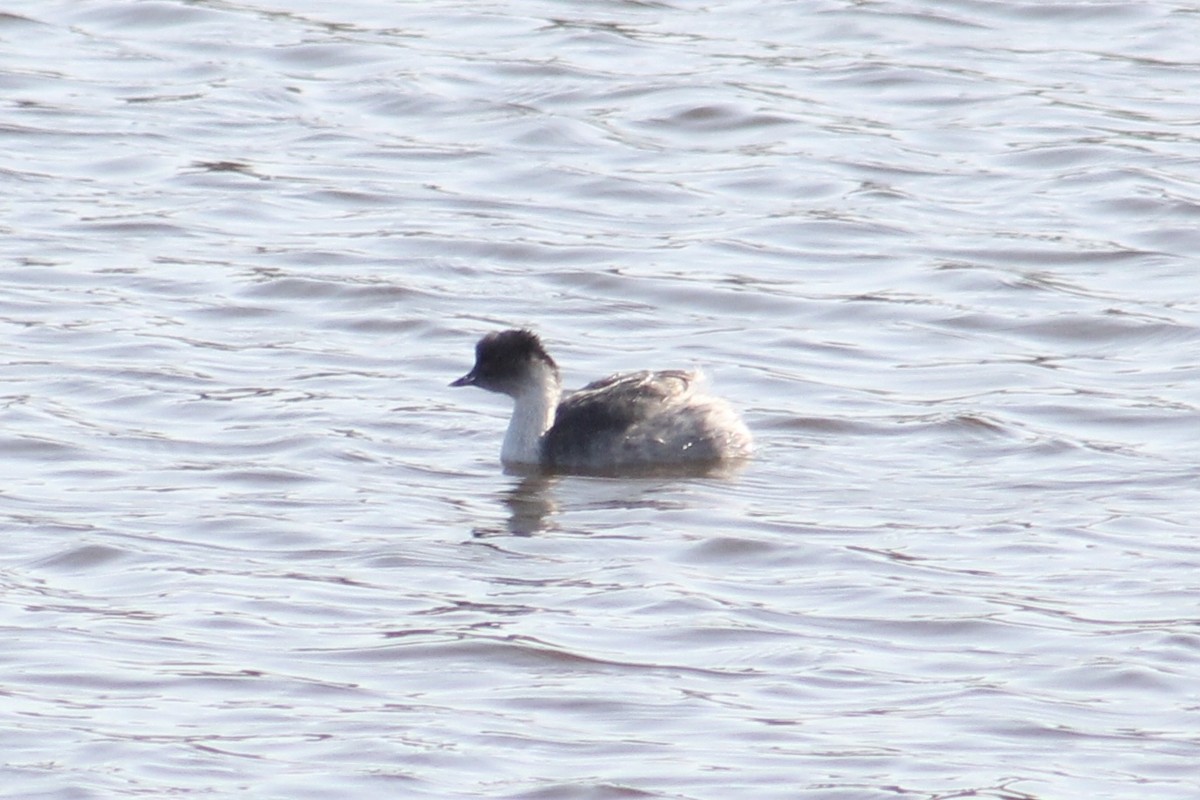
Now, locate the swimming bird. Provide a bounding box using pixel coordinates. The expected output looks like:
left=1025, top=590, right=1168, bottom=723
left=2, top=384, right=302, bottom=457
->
left=451, top=329, right=752, bottom=473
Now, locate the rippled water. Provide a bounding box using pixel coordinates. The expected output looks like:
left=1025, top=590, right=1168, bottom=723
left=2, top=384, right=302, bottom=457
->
left=4, top=1, right=1200, bottom=798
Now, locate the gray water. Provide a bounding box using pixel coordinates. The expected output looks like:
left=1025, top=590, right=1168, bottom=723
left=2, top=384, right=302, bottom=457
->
left=3, top=1, right=1199, bottom=798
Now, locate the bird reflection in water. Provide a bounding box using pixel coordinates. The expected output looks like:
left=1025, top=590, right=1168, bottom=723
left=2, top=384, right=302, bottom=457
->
left=466, top=474, right=560, bottom=537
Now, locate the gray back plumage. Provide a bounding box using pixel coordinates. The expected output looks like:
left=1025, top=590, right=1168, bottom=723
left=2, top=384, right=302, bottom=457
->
left=542, top=370, right=697, bottom=467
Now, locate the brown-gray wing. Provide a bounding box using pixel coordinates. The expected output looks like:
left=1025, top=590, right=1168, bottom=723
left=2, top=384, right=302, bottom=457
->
left=541, top=370, right=694, bottom=465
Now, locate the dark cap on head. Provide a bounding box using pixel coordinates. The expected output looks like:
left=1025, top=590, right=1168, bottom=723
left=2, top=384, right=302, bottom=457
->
left=450, top=329, right=558, bottom=395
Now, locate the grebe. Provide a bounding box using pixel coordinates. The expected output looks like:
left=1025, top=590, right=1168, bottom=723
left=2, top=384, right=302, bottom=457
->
left=451, top=329, right=752, bottom=472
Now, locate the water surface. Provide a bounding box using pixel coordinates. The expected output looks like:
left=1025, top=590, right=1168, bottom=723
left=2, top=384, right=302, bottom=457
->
left=3, top=1, right=1199, bottom=798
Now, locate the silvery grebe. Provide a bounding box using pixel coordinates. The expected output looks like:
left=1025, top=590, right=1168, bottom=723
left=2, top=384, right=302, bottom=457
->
left=451, top=329, right=752, bottom=472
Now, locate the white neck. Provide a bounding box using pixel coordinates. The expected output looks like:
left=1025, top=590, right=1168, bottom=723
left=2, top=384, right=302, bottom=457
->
left=500, top=362, right=560, bottom=466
